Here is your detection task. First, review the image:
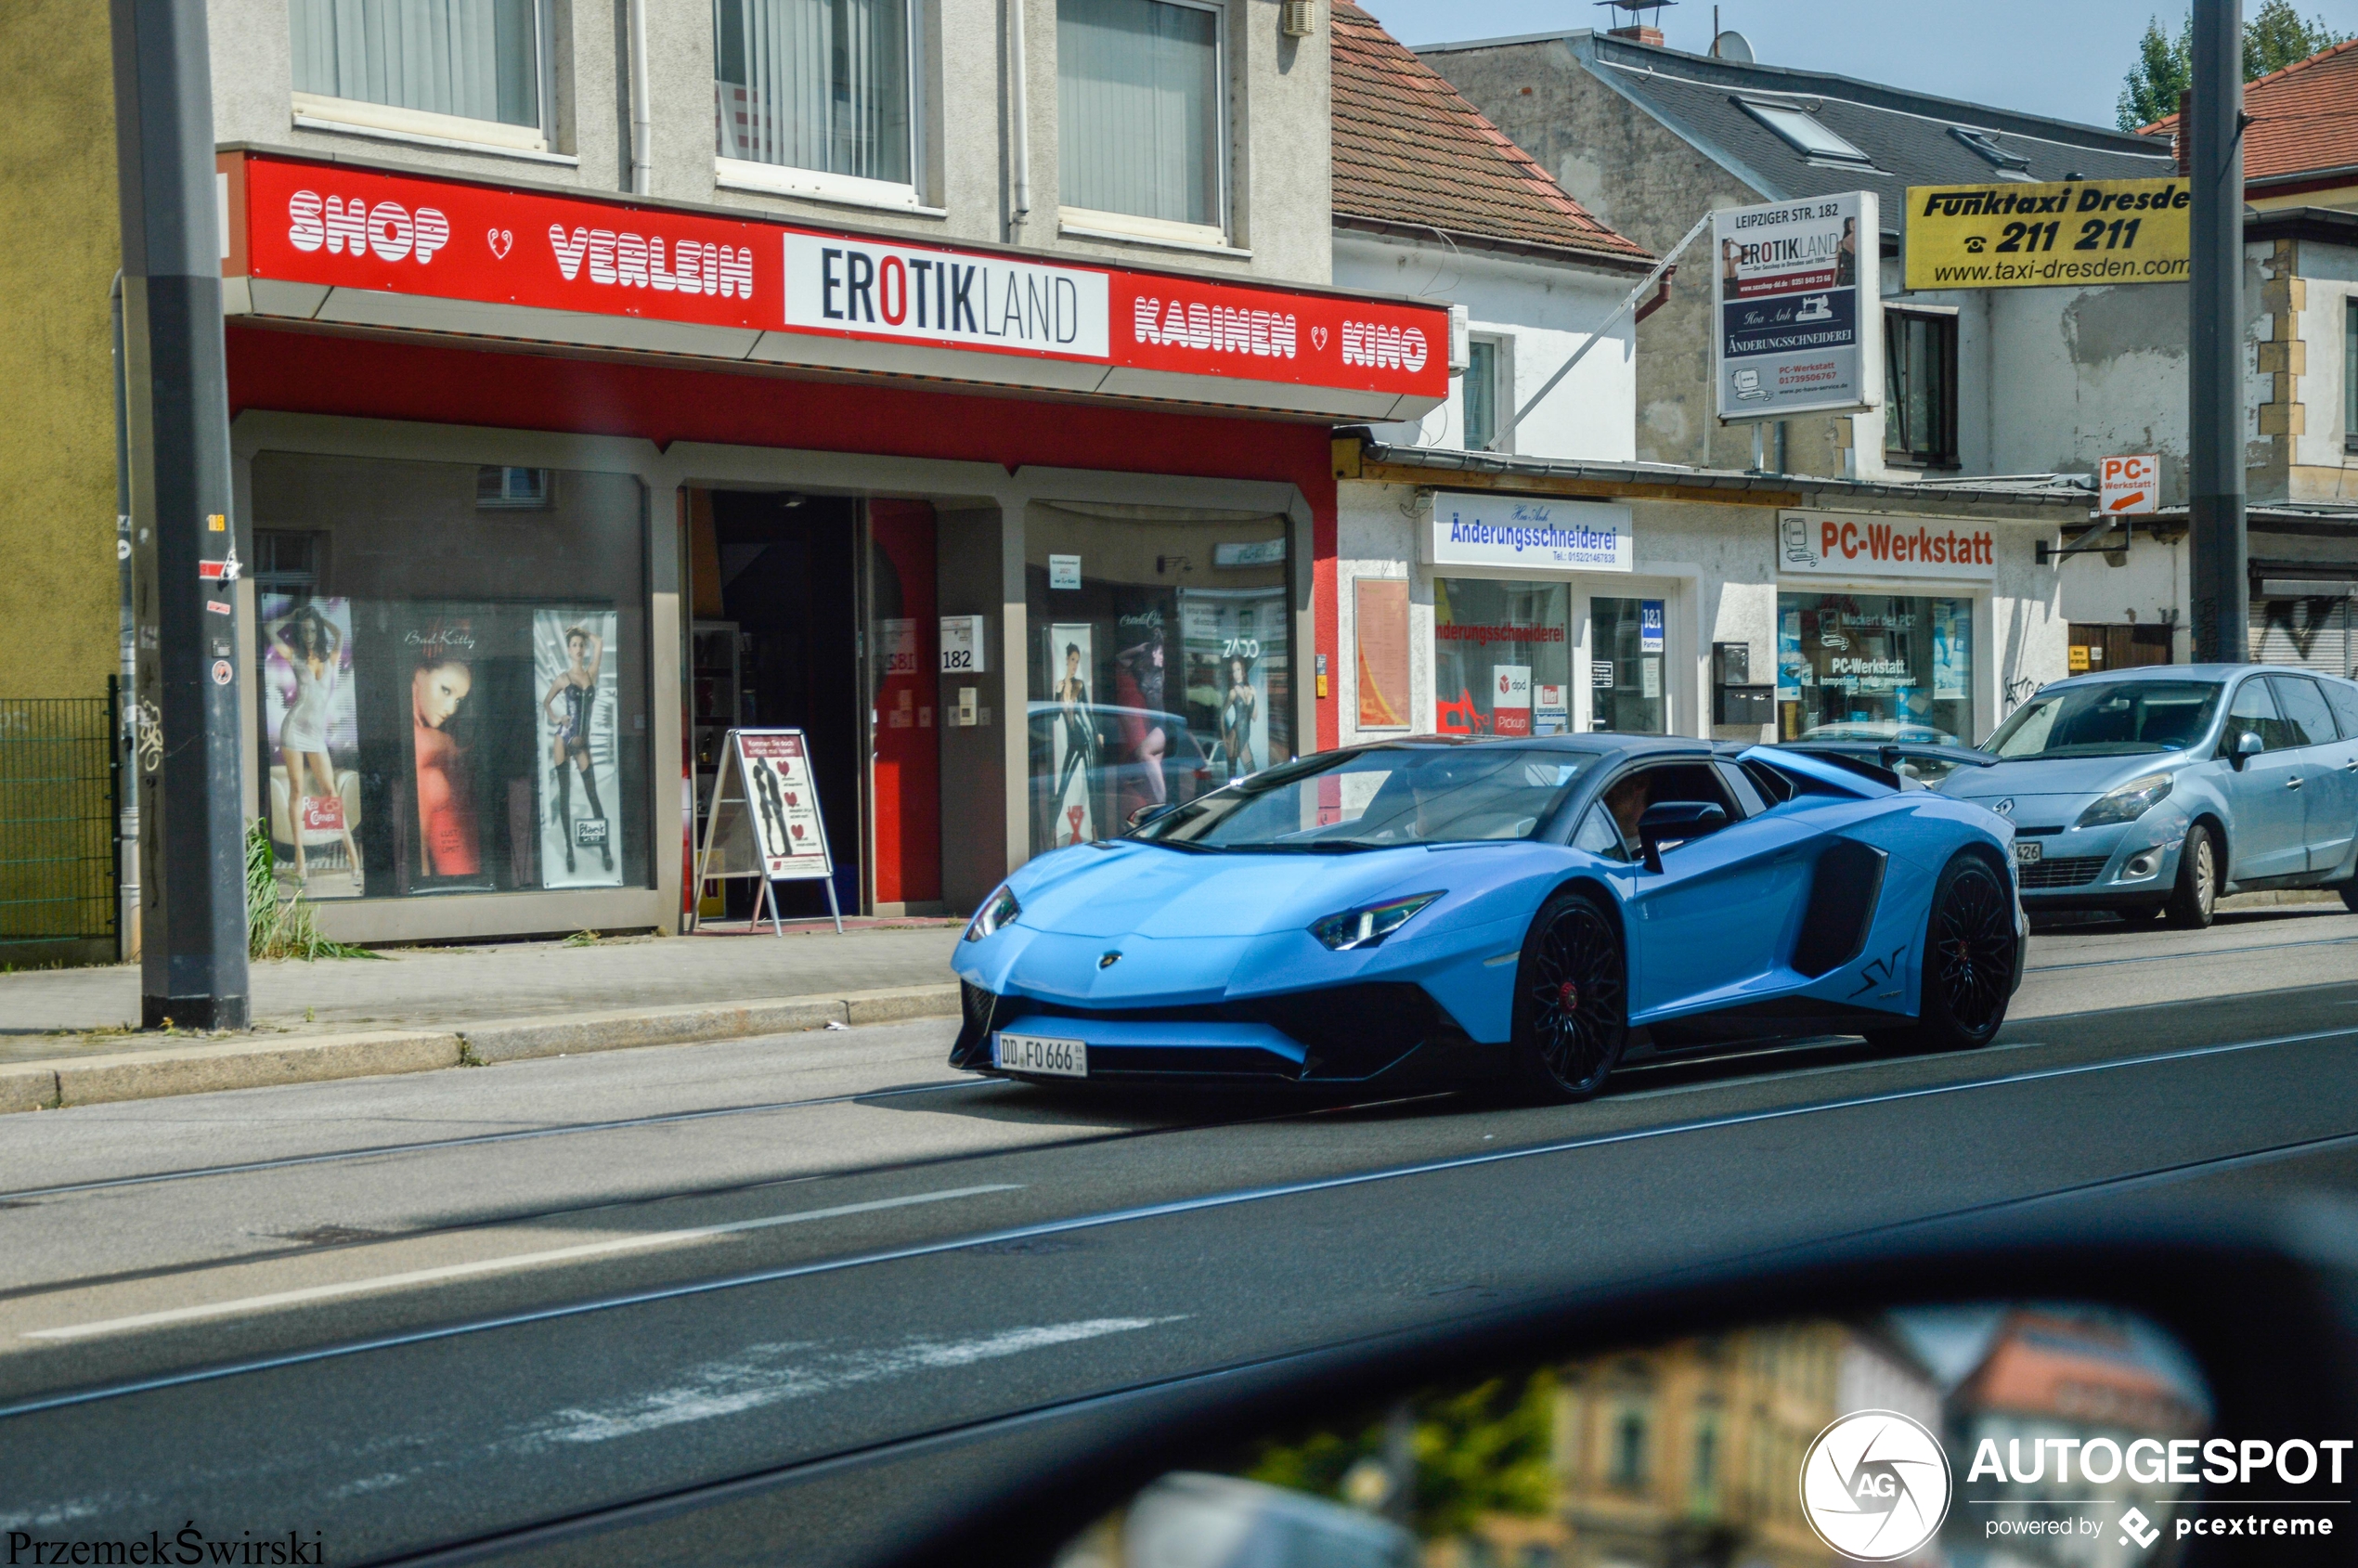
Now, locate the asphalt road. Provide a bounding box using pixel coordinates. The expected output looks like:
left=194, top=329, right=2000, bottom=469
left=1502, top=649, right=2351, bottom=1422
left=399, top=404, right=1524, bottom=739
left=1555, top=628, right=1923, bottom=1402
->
left=3, top=906, right=2356, bottom=1562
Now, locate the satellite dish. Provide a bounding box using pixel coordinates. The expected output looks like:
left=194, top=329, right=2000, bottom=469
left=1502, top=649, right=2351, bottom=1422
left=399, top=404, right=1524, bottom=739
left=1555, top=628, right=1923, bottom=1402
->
left=1712, top=29, right=1755, bottom=62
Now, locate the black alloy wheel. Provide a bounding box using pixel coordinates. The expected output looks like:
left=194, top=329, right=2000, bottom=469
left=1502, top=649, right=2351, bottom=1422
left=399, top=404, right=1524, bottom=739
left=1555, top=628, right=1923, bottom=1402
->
left=1869, top=854, right=2017, bottom=1056
left=1926, top=858, right=2016, bottom=1040
left=1510, top=888, right=1628, bottom=1103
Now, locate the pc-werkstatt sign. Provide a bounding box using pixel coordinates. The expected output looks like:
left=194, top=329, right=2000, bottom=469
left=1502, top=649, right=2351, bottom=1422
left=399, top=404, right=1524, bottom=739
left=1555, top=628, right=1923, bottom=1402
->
left=1904, top=178, right=2190, bottom=291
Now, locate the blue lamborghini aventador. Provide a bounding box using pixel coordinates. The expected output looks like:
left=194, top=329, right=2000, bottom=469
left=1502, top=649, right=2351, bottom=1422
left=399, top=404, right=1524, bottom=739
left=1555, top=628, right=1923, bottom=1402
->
left=949, top=735, right=2027, bottom=1102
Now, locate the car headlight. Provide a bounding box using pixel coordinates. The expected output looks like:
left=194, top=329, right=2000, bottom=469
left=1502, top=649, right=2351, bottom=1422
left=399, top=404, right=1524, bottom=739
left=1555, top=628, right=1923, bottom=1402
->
left=965, top=884, right=1020, bottom=942
left=1309, top=891, right=1442, bottom=952
left=2076, top=772, right=2174, bottom=829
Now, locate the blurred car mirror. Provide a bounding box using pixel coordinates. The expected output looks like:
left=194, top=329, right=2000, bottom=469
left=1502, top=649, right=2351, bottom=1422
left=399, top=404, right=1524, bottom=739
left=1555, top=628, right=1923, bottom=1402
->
left=1636, top=801, right=1727, bottom=872
left=883, top=1204, right=2358, bottom=1568
left=2234, top=732, right=2264, bottom=769
left=1049, top=1300, right=2220, bottom=1568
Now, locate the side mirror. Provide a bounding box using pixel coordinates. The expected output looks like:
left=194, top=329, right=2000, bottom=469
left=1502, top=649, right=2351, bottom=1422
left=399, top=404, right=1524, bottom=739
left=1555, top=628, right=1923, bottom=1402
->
left=2232, top=731, right=2264, bottom=769
left=1636, top=800, right=1727, bottom=872
left=1127, top=801, right=1180, bottom=831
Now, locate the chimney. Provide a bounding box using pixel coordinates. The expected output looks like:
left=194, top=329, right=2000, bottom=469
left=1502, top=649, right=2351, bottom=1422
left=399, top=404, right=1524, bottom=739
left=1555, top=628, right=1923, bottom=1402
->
left=1595, top=0, right=1673, bottom=47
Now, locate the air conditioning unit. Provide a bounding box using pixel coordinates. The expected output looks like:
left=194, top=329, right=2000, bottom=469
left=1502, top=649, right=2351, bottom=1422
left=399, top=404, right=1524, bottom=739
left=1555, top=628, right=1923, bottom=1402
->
left=1447, top=303, right=1471, bottom=374
left=1280, top=0, right=1317, bottom=38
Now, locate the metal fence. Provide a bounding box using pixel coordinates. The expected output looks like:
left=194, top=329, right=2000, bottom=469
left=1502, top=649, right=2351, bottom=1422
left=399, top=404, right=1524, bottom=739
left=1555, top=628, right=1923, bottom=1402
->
left=0, top=689, right=119, bottom=958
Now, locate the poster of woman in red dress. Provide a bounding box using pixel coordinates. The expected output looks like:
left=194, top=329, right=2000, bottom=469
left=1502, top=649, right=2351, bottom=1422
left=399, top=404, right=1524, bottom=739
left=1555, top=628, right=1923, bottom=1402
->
left=408, top=618, right=483, bottom=879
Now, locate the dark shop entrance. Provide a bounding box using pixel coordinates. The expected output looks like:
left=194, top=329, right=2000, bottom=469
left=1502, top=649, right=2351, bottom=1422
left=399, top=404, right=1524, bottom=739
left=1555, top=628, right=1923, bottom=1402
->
left=686, top=487, right=943, bottom=922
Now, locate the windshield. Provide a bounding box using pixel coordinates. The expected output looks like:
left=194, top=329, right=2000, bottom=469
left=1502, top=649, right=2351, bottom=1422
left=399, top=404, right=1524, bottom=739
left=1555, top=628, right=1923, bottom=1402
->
left=1131, top=746, right=1591, bottom=851
left=1985, top=680, right=2222, bottom=759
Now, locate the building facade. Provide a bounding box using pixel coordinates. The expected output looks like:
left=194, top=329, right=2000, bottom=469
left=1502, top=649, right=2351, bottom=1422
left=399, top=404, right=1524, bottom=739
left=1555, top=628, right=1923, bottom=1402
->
left=1419, top=26, right=2358, bottom=684
left=31, top=0, right=1471, bottom=947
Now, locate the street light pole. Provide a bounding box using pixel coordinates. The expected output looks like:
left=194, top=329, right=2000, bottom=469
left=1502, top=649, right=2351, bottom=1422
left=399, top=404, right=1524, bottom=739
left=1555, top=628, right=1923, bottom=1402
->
left=2186, top=0, right=2248, bottom=666
left=110, top=0, right=251, bottom=1030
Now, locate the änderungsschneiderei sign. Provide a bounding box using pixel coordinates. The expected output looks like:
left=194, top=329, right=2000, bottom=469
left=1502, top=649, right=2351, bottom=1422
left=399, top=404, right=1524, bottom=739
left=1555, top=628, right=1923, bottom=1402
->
left=1712, top=192, right=1881, bottom=423
left=693, top=728, right=842, bottom=933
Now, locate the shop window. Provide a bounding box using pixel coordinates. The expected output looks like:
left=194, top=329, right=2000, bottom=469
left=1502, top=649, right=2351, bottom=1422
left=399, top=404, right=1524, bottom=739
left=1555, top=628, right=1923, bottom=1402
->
left=291, top=0, right=548, bottom=150
left=1056, top=0, right=1226, bottom=243
left=1589, top=596, right=1665, bottom=734
left=714, top=0, right=916, bottom=196
left=1463, top=338, right=1506, bottom=453
left=1434, top=579, right=1572, bottom=738
left=1884, top=309, right=1958, bottom=469
left=1026, top=508, right=1289, bottom=855
left=250, top=452, right=650, bottom=903
left=1778, top=591, right=1975, bottom=745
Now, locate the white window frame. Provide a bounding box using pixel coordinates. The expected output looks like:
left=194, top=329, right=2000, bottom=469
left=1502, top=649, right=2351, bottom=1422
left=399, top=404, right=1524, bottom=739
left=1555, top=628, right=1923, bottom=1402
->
left=712, top=0, right=926, bottom=211
left=1461, top=332, right=1514, bottom=455
left=1054, top=0, right=1232, bottom=250
left=290, top=0, right=556, bottom=158
left=1736, top=97, right=1872, bottom=167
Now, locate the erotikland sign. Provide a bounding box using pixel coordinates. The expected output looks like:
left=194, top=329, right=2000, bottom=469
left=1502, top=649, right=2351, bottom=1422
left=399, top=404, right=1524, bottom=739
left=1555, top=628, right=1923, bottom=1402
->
left=1778, top=511, right=1997, bottom=581
left=1426, top=493, right=1635, bottom=572
left=1711, top=192, right=1880, bottom=423
left=221, top=152, right=1447, bottom=418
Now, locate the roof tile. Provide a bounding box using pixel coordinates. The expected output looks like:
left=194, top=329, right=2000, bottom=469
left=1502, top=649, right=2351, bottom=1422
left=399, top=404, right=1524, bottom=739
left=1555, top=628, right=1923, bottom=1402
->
left=1330, top=1, right=1650, bottom=264
left=2140, top=36, right=2358, bottom=182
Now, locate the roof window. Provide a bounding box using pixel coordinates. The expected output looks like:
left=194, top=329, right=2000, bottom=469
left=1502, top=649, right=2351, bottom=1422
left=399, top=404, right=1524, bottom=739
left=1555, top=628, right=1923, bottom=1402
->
left=1950, top=125, right=2033, bottom=175
left=1736, top=98, right=1872, bottom=164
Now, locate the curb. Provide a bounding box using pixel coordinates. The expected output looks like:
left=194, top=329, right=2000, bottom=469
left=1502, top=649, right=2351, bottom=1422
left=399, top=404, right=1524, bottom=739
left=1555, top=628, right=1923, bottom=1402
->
left=3, top=982, right=964, bottom=1114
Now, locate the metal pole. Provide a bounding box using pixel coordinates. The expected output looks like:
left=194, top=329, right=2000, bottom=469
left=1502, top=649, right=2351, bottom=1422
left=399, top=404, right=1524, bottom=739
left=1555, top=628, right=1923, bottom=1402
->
left=2186, top=0, right=2248, bottom=665
left=111, top=0, right=251, bottom=1029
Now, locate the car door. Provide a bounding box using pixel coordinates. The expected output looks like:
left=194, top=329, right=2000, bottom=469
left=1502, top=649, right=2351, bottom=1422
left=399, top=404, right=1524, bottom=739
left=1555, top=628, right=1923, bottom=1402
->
left=2270, top=674, right=2354, bottom=875
left=2323, top=679, right=2358, bottom=875
left=2217, top=677, right=2309, bottom=881
left=1604, top=760, right=1819, bottom=1017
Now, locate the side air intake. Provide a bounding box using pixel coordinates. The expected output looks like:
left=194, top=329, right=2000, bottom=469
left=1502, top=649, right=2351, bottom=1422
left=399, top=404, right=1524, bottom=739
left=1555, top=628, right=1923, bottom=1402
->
left=1792, top=840, right=1887, bottom=978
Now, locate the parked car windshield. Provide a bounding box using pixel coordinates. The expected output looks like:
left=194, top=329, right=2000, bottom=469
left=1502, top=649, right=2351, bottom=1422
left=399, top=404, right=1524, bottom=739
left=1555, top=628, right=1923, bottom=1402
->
left=1132, top=746, right=1591, bottom=851
left=1984, top=680, right=2222, bottom=758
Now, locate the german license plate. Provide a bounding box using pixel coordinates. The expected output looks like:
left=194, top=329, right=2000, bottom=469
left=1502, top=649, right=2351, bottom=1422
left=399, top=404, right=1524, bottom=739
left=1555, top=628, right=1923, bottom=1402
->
left=2014, top=840, right=2042, bottom=864
left=993, top=1032, right=1087, bottom=1078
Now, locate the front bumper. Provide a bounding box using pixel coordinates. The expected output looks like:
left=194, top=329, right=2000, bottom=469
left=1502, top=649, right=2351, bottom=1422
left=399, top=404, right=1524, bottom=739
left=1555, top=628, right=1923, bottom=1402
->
left=948, top=978, right=1495, bottom=1089
left=2013, top=814, right=2183, bottom=909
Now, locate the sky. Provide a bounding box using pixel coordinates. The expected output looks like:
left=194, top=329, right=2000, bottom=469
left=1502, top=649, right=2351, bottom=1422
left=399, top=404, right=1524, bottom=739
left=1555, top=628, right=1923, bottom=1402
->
left=1355, top=0, right=2358, bottom=130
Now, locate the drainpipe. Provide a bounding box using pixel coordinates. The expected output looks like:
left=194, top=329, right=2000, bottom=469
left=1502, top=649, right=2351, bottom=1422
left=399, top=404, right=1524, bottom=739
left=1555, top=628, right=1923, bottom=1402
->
left=628, top=0, right=653, bottom=195
left=110, top=270, right=139, bottom=961
left=1007, top=0, right=1031, bottom=227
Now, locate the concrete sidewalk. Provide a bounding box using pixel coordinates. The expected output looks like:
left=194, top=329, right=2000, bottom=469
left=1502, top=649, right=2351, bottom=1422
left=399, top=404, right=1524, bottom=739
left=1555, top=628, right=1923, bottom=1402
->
left=0, top=922, right=967, bottom=1113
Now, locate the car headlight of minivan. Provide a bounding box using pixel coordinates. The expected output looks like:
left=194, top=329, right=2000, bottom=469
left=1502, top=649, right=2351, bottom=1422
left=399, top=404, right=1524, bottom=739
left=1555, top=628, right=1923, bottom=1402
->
left=1310, top=892, right=1442, bottom=952
left=2076, top=772, right=2174, bottom=829
left=965, top=884, right=1020, bottom=942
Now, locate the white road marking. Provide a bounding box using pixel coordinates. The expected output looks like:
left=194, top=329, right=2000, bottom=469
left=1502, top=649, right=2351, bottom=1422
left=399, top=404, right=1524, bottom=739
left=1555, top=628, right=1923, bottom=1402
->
left=22, top=1185, right=1022, bottom=1342
left=523, top=1316, right=1185, bottom=1448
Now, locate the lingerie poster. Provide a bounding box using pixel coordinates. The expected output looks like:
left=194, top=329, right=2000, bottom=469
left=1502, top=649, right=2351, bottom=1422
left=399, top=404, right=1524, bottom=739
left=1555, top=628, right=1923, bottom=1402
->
left=259, top=594, right=363, bottom=898
left=401, top=611, right=492, bottom=889
left=1045, top=623, right=1096, bottom=847
left=736, top=730, right=831, bottom=880
left=1181, top=588, right=1287, bottom=781
left=534, top=609, right=623, bottom=888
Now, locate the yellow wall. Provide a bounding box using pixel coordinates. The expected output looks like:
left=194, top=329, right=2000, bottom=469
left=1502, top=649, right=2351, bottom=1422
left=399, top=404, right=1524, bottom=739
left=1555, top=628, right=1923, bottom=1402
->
left=2250, top=182, right=2358, bottom=213
left=0, top=0, right=121, bottom=701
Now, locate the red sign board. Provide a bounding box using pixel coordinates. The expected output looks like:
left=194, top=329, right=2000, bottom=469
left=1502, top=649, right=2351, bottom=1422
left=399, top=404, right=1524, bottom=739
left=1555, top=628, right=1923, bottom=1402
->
left=227, top=153, right=1447, bottom=408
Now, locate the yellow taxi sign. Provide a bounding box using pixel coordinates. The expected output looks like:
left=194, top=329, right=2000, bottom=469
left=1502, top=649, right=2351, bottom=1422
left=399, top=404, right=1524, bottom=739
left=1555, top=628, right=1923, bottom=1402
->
left=1903, top=177, right=2190, bottom=291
